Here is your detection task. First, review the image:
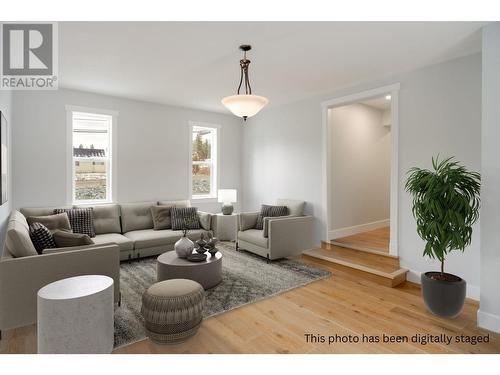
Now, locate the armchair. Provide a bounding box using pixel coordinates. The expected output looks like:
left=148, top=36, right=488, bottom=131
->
left=236, top=199, right=315, bottom=262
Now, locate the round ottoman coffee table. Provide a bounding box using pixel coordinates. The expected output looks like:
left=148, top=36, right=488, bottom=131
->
left=157, top=250, right=222, bottom=289
left=141, top=279, right=205, bottom=344
left=37, top=275, right=114, bottom=354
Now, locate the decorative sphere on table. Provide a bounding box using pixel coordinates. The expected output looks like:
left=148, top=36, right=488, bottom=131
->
left=175, top=236, right=194, bottom=258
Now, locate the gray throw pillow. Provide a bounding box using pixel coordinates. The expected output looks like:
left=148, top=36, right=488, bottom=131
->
left=54, top=208, right=95, bottom=237
left=171, top=207, right=201, bottom=231
left=150, top=205, right=173, bottom=230
left=29, top=222, right=56, bottom=254
left=27, top=213, right=72, bottom=233
left=53, top=230, right=94, bottom=248
left=255, top=205, right=289, bottom=230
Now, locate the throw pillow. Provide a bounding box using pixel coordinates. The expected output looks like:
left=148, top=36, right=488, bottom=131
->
left=197, top=211, right=211, bottom=231
left=255, top=205, right=289, bottom=230
left=26, top=213, right=72, bottom=233
left=171, top=207, right=201, bottom=231
left=150, top=205, right=173, bottom=230
left=54, top=208, right=95, bottom=237
left=53, top=230, right=94, bottom=248
left=29, top=222, right=56, bottom=254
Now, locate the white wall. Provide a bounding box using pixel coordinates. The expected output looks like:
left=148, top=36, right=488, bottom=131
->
left=0, top=90, right=13, bottom=246
left=12, top=88, right=243, bottom=213
left=329, top=104, right=391, bottom=233
left=478, top=23, right=500, bottom=332
left=242, top=53, right=482, bottom=299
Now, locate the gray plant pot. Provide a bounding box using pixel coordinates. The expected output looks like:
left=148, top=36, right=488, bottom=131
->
left=421, top=272, right=466, bottom=318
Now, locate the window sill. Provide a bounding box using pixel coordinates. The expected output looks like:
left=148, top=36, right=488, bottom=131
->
left=73, top=200, right=115, bottom=206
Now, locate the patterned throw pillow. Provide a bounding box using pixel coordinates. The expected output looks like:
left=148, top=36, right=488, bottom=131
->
left=171, top=207, right=201, bottom=231
left=29, top=222, right=56, bottom=254
left=54, top=208, right=96, bottom=237
left=254, top=205, right=289, bottom=230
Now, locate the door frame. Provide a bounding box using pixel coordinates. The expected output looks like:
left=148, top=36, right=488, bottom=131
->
left=321, top=83, right=400, bottom=256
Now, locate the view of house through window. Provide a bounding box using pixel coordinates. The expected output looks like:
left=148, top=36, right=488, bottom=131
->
left=72, top=112, right=112, bottom=203
left=191, top=125, right=217, bottom=198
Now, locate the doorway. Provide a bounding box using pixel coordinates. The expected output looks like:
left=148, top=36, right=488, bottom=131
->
left=321, top=84, right=399, bottom=256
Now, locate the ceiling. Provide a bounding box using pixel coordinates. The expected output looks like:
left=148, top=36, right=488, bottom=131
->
left=59, top=22, right=487, bottom=114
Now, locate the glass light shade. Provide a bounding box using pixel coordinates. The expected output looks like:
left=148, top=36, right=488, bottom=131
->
left=221, top=95, right=269, bottom=118
left=218, top=189, right=237, bottom=203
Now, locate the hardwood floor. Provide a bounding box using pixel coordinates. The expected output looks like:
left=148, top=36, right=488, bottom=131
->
left=334, top=227, right=390, bottom=253
left=2, top=254, right=499, bottom=354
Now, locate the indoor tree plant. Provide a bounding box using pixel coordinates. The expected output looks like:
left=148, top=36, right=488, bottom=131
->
left=405, top=156, right=481, bottom=318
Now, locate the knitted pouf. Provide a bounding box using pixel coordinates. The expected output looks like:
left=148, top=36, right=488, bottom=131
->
left=141, top=279, right=205, bottom=344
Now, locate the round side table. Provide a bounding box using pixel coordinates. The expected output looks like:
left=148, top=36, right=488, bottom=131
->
left=37, top=275, right=114, bottom=354
left=157, top=251, right=222, bottom=289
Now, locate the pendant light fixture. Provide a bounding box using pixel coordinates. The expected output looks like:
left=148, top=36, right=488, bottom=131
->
left=221, top=45, right=269, bottom=121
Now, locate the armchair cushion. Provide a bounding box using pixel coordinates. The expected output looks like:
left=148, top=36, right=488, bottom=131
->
left=238, top=229, right=268, bottom=249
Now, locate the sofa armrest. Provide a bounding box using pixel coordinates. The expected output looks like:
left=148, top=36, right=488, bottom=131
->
left=197, top=211, right=212, bottom=231
left=238, top=212, right=259, bottom=231
left=263, top=215, right=297, bottom=238
left=0, top=244, right=120, bottom=331
left=42, top=243, right=112, bottom=255
left=268, top=216, right=315, bottom=259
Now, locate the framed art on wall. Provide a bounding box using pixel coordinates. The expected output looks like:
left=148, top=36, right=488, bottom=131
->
left=0, top=111, right=7, bottom=205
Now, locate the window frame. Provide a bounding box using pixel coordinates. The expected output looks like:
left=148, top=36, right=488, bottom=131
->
left=66, top=105, right=118, bottom=205
left=189, top=121, right=220, bottom=201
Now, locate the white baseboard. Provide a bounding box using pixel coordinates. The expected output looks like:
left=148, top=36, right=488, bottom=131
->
left=477, top=310, right=500, bottom=333
left=405, top=268, right=480, bottom=301
left=329, top=219, right=390, bottom=239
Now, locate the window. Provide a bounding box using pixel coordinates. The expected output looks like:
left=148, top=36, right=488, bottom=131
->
left=71, top=111, right=113, bottom=204
left=191, top=124, right=218, bottom=199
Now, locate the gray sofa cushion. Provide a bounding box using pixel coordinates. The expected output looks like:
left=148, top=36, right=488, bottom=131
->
left=26, top=212, right=72, bottom=233
left=120, top=202, right=156, bottom=233
left=4, top=211, right=38, bottom=258
left=53, top=230, right=94, bottom=248
left=92, top=233, right=134, bottom=252
left=157, top=200, right=191, bottom=208
left=237, top=229, right=268, bottom=249
left=75, top=204, right=121, bottom=234
left=151, top=205, right=174, bottom=230
left=276, top=199, right=305, bottom=216
left=20, top=206, right=73, bottom=218
left=124, top=228, right=205, bottom=249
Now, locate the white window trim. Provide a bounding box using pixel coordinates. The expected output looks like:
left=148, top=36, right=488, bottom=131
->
left=66, top=106, right=118, bottom=205
left=188, top=121, right=220, bottom=201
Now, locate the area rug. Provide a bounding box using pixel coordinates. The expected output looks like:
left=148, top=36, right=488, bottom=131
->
left=113, top=242, right=331, bottom=348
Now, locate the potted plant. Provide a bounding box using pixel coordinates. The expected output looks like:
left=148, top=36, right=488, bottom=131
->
left=405, top=156, right=480, bottom=318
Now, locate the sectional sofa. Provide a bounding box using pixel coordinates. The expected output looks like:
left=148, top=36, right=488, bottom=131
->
left=0, top=199, right=211, bottom=336
left=20, top=199, right=211, bottom=261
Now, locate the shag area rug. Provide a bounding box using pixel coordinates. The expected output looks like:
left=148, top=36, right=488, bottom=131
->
left=114, top=242, right=331, bottom=348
